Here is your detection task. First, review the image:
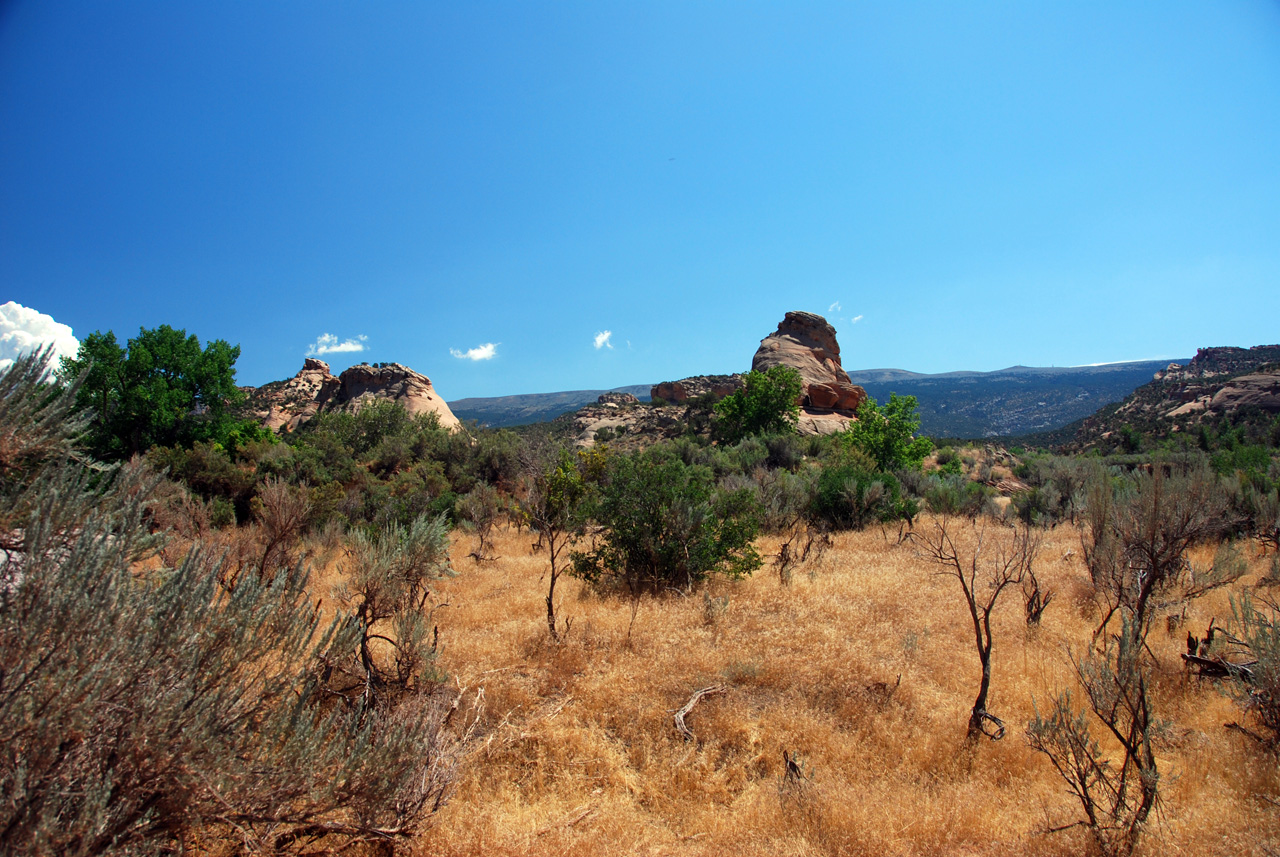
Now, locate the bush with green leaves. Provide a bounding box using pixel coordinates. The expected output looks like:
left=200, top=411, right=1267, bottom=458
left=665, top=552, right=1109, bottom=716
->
left=571, top=449, right=762, bottom=593
left=811, top=457, right=917, bottom=530
left=841, top=393, right=933, bottom=473
left=520, top=446, right=593, bottom=639
left=923, top=473, right=996, bottom=518
left=713, top=365, right=802, bottom=444
left=0, top=351, right=461, bottom=855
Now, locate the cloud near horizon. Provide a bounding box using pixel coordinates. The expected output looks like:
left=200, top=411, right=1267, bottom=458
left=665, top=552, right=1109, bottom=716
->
left=828, top=301, right=842, bottom=313
left=850, top=314, right=863, bottom=324
left=0, top=301, right=79, bottom=371
left=307, top=333, right=367, bottom=356
left=451, top=342, right=498, bottom=361
left=594, top=330, right=613, bottom=350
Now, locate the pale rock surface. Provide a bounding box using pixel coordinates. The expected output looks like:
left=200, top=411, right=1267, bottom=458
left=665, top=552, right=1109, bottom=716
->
left=335, top=363, right=460, bottom=428
left=650, top=375, right=744, bottom=404
left=247, top=360, right=460, bottom=432
left=751, top=311, right=867, bottom=413
left=1208, top=370, right=1280, bottom=414
left=598, top=391, right=640, bottom=405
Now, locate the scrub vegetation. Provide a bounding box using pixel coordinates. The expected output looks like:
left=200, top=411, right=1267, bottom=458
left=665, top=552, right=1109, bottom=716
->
left=5, top=340, right=1280, bottom=856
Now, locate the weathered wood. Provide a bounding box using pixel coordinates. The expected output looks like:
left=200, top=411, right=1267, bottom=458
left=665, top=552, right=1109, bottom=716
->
left=534, top=803, right=596, bottom=837
left=673, top=685, right=726, bottom=742
left=1181, top=652, right=1256, bottom=681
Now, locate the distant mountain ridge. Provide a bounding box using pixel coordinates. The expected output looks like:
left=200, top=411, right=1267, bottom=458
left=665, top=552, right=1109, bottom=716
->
left=845, top=359, right=1188, bottom=438
left=449, top=385, right=652, bottom=428
left=448, top=360, right=1187, bottom=436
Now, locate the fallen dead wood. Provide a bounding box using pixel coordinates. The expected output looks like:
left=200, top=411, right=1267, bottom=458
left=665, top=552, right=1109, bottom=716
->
left=673, top=685, right=726, bottom=743
left=534, top=803, right=596, bottom=837
left=1181, top=653, right=1256, bottom=681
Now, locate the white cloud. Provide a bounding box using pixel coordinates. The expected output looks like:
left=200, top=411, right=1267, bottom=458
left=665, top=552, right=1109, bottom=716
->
left=0, top=301, right=79, bottom=372
left=828, top=301, right=842, bottom=313
left=594, top=330, right=613, bottom=350
left=450, top=342, right=498, bottom=361
left=850, top=314, right=864, bottom=324
left=307, top=333, right=367, bottom=356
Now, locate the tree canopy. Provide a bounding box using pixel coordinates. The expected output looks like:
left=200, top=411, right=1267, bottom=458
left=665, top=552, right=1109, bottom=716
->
left=713, top=365, right=803, bottom=443
left=59, top=325, right=259, bottom=459
left=841, top=393, right=933, bottom=472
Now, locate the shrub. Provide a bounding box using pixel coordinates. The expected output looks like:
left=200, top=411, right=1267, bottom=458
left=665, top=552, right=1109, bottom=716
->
left=923, top=473, right=995, bottom=518
left=330, top=512, right=454, bottom=703
left=812, top=462, right=917, bottom=530
left=571, top=450, right=762, bottom=593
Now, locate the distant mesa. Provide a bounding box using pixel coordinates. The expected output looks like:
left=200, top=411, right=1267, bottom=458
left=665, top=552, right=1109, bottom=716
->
left=246, top=359, right=460, bottom=432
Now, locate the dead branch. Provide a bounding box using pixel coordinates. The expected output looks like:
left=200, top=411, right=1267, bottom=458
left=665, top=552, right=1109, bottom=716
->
left=673, top=685, right=726, bottom=743
left=534, top=803, right=597, bottom=837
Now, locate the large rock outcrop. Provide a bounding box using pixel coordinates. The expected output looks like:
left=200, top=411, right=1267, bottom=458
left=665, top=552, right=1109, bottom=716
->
left=1208, top=370, right=1280, bottom=415
left=752, top=311, right=867, bottom=413
left=248, top=360, right=460, bottom=432
left=650, top=374, right=744, bottom=404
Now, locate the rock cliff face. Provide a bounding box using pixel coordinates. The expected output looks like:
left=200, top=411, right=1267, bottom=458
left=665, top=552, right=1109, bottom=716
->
left=650, top=374, right=744, bottom=404
left=247, top=360, right=460, bottom=432
left=751, top=311, right=867, bottom=413
left=1066, top=344, right=1280, bottom=450
left=1208, top=371, right=1280, bottom=415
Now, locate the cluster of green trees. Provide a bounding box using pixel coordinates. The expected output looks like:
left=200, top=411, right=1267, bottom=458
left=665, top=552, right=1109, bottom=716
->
left=58, top=326, right=273, bottom=459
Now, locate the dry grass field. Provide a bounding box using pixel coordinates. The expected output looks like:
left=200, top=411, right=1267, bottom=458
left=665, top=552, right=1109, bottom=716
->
left=402, top=520, right=1280, bottom=857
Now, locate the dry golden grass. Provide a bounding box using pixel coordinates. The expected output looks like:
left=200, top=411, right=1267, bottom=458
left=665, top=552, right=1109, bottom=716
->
left=393, top=520, right=1280, bottom=856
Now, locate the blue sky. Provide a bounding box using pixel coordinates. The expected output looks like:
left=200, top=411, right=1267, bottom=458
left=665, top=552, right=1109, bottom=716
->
left=3, top=2, right=1279, bottom=398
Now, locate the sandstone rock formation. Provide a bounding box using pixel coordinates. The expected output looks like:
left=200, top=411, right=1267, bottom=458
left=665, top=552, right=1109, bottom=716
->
left=597, top=391, right=640, bottom=405
left=1207, top=370, right=1280, bottom=415
left=247, top=360, right=460, bottom=432
left=570, top=400, right=687, bottom=449
left=248, top=358, right=341, bottom=431
left=751, top=311, right=867, bottom=413
left=650, top=375, right=744, bottom=404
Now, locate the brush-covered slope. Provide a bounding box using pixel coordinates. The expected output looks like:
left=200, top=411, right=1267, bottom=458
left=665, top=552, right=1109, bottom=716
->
left=1063, top=345, right=1280, bottom=450
left=846, top=359, right=1186, bottom=438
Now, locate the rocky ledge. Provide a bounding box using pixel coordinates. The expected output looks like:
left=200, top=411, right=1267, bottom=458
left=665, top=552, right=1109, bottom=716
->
left=246, top=359, right=460, bottom=432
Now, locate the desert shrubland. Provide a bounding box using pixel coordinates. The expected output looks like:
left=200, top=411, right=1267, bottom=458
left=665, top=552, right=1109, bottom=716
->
left=419, top=520, right=1280, bottom=856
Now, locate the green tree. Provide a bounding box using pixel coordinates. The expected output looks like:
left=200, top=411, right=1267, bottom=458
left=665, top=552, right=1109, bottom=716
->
left=571, top=450, right=762, bottom=593
left=714, top=365, right=803, bottom=443
left=841, top=393, right=933, bottom=472
left=59, top=325, right=255, bottom=458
